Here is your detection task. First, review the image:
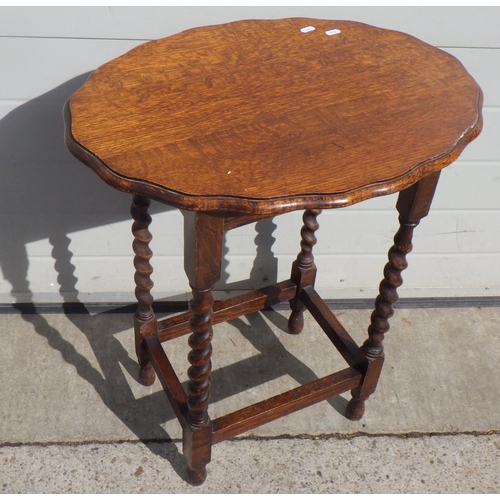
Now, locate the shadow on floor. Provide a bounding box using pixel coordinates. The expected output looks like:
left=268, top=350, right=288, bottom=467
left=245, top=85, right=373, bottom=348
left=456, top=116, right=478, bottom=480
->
left=2, top=72, right=348, bottom=482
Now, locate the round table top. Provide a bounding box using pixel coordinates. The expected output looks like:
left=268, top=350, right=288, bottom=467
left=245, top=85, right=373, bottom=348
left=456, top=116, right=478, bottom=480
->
left=65, top=18, right=482, bottom=214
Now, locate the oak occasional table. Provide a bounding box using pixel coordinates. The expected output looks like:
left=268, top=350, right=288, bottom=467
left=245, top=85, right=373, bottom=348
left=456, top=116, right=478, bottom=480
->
left=64, top=19, right=482, bottom=485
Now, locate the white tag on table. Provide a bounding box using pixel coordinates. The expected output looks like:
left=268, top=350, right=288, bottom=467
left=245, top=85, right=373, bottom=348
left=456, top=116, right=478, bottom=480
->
left=300, top=26, right=316, bottom=33
left=325, top=29, right=341, bottom=36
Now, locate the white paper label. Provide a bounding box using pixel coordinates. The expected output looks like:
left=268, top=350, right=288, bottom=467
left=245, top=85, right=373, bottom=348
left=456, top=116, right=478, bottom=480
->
left=300, top=26, right=316, bottom=33
left=325, top=29, right=341, bottom=36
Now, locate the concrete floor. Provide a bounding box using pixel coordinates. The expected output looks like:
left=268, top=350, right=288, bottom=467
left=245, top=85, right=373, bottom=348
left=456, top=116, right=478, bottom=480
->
left=1, top=306, right=499, bottom=493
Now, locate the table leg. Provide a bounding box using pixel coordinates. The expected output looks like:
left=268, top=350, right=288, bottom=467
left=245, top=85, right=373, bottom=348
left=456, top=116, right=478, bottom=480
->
left=183, top=211, right=224, bottom=485
left=288, top=209, right=322, bottom=334
left=131, top=194, right=157, bottom=386
left=346, top=172, right=441, bottom=420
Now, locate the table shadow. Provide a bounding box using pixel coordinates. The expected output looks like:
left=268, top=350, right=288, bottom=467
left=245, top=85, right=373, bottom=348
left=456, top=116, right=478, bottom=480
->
left=0, top=73, right=177, bottom=303
left=12, top=217, right=348, bottom=482
left=1, top=73, right=348, bottom=482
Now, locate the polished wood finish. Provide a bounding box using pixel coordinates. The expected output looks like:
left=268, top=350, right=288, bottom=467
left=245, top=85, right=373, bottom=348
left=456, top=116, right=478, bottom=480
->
left=63, top=18, right=483, bottom=486
left=288, top=209, right=321, bottom=334
left=144, top=335, right=187, bottom=424
left=64, top=18, right=482, bottom=215
left=157, top=280, right=297, bottom=342
left=346, top=172, right=441, bottom=421
left=131, top=195, right=156, bottom=386
left=212, top=367, right=362, bottom=444
left=182, top=211, right=224, bottom=480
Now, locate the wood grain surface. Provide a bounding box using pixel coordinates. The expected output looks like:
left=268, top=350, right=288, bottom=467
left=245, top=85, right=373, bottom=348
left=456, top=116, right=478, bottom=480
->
left=65, top=18, right=482, bottom=214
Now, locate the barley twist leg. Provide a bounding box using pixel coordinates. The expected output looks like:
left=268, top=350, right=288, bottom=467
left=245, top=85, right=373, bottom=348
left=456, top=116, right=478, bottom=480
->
left=131, top=194, right=156, bottom=386
left=187, top=288, right=214, bottom=429
left=288, top=208, right=322, bottom=334
left=184, top=287, right=214, bottom=485
left=346, top=218, right=416, bottom=420
left=182, top=211, right=224, bottom=486
left=346, top=172, right=440, bottom=421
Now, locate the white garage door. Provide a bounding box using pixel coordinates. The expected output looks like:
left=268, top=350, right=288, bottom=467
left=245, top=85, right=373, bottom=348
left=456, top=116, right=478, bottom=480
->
left=0, top=7, right=498, bottom=304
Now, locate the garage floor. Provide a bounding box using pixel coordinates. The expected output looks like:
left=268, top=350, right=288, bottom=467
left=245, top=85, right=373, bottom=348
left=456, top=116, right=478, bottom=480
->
left=1, top=305, right=499, bottom=493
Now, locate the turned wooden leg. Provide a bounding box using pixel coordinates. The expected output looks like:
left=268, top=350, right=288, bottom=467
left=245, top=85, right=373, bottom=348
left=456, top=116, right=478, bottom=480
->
left=131, top=194, right=156, bottom=386
left=345, top=219, right=415, bottom=420
left=346, top=172, right=441, bottom=421
left=182, top=211, right=224, bottom=485
left=288, top=209, right=322, bottom=334
left=184, top=287, right=214, bottom=486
